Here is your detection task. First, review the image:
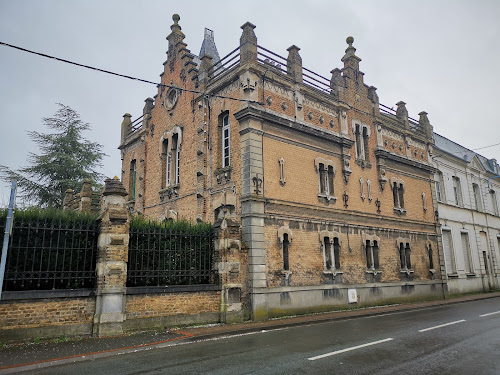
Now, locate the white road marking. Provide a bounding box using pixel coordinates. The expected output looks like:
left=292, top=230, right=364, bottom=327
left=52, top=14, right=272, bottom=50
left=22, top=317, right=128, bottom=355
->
left=479, top=311, right=500, bottom=317
left=418, top=319, right=466, bottom=332
left=308, top=338, right=394, bottom=361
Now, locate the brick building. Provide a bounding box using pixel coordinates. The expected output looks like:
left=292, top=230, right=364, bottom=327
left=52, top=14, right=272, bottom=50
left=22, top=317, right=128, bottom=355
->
left=119, top=15, right=445, bottom=320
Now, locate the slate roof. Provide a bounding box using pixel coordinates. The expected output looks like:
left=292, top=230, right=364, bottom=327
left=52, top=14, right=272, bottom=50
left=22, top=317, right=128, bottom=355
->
left=434, top=133, right=499, bottom=174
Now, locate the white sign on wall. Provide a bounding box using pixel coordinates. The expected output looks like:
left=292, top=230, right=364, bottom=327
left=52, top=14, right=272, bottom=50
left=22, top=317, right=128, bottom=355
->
left=348, top=288, right=358, bottom=303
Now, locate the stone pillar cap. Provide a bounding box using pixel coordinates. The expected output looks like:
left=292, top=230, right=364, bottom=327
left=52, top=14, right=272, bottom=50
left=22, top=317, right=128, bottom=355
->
left=103, top=177, right=128, bottom=197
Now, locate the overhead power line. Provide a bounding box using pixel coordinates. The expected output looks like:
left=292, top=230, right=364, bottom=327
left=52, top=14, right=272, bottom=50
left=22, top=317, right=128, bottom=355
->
left=1, top=41, right=499, bottom=153
left=0, top=41, right=261, bottom=105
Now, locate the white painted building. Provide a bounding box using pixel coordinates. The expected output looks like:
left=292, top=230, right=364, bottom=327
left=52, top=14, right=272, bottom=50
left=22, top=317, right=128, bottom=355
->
left=433, top=134, right=500, bottom=293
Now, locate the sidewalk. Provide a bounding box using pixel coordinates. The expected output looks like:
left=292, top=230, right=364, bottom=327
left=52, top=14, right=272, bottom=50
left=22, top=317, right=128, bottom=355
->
left=1, top=291, right=499, bottom=373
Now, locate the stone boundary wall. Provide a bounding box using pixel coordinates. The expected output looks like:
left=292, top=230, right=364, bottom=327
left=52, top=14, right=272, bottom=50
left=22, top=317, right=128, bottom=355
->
left=0, top=297, right=95, bottom=342
left=0, top=178, right=239, bottom=343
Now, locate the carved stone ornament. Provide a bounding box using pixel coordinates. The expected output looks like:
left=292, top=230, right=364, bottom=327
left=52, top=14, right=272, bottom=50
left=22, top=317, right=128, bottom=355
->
left=307, top=112, right=313, bottom=120
left=266, top=96, right=273, bottom=106
left=163, top=87, right=181, bottom=111
left=342, top=158, right=352, bottom=184
left=378, top=167, right=388, bottom=191
left=281, top=102, right=288, bottom=111
left=319, top=115, right=324, bottom=124
left=214, top=166, right=232, bottom=184
left=159, top=185, right=179, bottom=201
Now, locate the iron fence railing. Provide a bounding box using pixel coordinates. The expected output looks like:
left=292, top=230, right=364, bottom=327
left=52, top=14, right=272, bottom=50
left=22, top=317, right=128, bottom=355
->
left=127, top=220, right=216, bottom=287
left=210, top=46, right=241, bottom=81
left=0, top=210, right=98, bottom=291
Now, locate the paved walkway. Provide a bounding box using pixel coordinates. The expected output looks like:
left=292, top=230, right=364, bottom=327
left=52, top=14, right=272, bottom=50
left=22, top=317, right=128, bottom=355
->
left=1, top=291, right=499, bottom=373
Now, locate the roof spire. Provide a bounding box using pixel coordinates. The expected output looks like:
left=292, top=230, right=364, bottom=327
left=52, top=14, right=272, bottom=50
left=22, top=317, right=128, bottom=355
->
left=199, top=28, right=220, bottom=65
left=167, top=14, right=185, bottom=47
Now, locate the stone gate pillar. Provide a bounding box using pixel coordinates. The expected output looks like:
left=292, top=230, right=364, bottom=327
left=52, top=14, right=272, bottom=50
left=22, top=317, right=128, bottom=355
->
left=214, top=217, right=244, bottom=324
left=93, top=177, right=129, bottom=337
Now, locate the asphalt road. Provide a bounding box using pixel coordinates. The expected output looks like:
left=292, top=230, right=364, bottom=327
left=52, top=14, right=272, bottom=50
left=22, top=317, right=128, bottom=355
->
left=22, top=297, right=500, bottom=374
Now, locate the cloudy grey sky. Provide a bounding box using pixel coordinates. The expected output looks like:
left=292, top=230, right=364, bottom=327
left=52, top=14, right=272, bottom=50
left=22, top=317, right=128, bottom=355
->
left=1, top=0, right=499, bottom=205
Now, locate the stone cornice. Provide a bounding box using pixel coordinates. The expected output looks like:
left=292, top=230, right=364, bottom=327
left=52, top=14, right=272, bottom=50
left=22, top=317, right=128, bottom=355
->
left=235, top=106, right=354, bottom=147
left=374, top=148, right=436, bottom=174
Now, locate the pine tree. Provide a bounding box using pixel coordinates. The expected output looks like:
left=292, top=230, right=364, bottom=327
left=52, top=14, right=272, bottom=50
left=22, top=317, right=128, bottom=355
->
left=0, top=104, right=106, bottom=207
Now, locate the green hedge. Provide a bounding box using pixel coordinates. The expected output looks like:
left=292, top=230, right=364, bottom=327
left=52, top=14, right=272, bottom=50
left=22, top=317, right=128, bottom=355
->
left=0, top=208, right=99, bottom=291
left=127, top=218, right=215, bottom=287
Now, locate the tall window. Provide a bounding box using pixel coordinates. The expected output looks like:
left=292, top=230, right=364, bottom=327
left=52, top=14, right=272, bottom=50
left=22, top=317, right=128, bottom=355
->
left=490, top=190, right=499, bottom=216
left=461, top=232, right=473, bottom=274
left=399, top=242, right=411, bottom=270
left=222, top=114, right=230, bottom=168
left=442, top=230, right=456, bottom=274
left=282, top=233, right=290, bottom=271
left=473, top=183, right=482, bottom=211
left=366, top=240, right=380, bottom=270
left=318, top=164, right=334, bottom=196
left=129, top=159, right=136, bottom=200
left=435, top=172, right=445, bottom=202
left=162, top=140, right=171, bottom=188
left=172, top=133, right=180, bottom=185
left=452, top=176, right=463, bottom=206
left=354, top=124, right=365, bottom=160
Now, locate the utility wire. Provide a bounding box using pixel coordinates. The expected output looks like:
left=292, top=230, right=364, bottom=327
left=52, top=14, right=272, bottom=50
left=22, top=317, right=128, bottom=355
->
left=0, top=41, right=262, bottom=105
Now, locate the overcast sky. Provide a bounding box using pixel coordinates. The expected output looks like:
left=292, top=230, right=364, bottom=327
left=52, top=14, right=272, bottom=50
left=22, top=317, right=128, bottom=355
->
left=1, top=0, right=499, bottom=206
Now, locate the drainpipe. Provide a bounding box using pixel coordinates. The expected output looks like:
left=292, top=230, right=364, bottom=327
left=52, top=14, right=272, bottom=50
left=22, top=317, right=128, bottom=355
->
left=486, top=175, right=500, bottom=189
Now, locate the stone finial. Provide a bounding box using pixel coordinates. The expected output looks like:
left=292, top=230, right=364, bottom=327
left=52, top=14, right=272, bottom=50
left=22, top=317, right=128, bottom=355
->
left=341, top=36, right=361, bottom=79
left=396, top=101, right=409, bottom=128
left=167, top=14, right=185, bottom=47
left=81, top=179, right=92, bottom=198
left=418, top=111, right=433, bottom=138
left=63, top=189, right=74, bottom=210
left=239, top=22, right=257, bottom=63
left=120, top=113, right=132, bottom=143
left=143, top=98, right=154, bottom=115
left=103, top=177, right=128, bottom=197
left=368, top=86, right=379, bottom=105
left=286, top=45, right=302, bottom=83
left=330, top=68, right=344, bottom=97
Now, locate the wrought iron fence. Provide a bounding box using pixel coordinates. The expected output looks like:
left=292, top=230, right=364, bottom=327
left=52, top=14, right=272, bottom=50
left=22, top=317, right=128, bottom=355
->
left=0, top=209, right=98, bottom=291
left=127, top=219, right=215, bottom=287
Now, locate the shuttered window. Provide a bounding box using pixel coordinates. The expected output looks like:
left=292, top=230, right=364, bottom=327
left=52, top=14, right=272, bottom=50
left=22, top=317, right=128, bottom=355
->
left=461, top=232, right=472, bottom=273
left=442, top=230, right=455, bottom=274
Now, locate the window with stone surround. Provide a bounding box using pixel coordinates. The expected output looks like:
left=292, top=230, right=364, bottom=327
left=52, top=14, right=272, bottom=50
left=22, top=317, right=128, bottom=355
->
left=353, top=121, right=370, bottom=163
left=173, top=133, right=180, bottom=184
left=390, top=178, right=405, bottom=213
left=129, top=159, right=136, bottom=200
left=320, top=231, right=341, bottom=272
left=397, top=238, right=412, bottom=273
left=159, top=126, right=182, bottom=191
left=461, top=231, right=473, bottom=274
left=161, top=139, right=171, bottom=188
left=473, top=183, right=482, bottom=211
left=315, top=158, right=336, bottom=201
left=452, top=176, right=463, bottom=206
left=435, top=172, right=445, bottom=202
left=365, top=240, right=380, bottom=270
left=442, top=229, right=456, bottom=274
left=491, top=189, right=499, bottom=216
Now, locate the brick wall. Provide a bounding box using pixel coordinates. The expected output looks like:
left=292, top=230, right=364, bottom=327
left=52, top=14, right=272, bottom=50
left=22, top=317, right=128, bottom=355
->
left=126, top=291, right=220, bottom=319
